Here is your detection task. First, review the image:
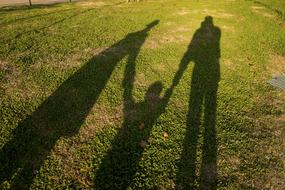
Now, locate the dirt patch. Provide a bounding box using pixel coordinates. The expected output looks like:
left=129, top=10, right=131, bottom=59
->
left=77, top=1, right=106, bottom=8
left=86, top=104, right=123, bottom=131
left=0, top=0, right=70, bottom=6
left=221, top=59, right=234, bottom=69
left=202, top=9, right=235, bottom=18
left=261, top=12, right=275, bottom=18
left=0, top=60, right=13, bottom=81
left=50, top=138, right=93, bottom=189
left=172, top=26, right=191, bottom=33
left=221, top=25, right=235, bottom=32
left=251, top=6, right=265, bottom=10
left=135, top=73, right=148, bottom=87
left=0, top=60, right=7, bottom=69
left=144, top=38, right=160, bottom=49
left=227, top=155, right=241, bottom=169
left=165, top=22, right=174, bottom=26
left=49, top=104, right=123, bottom=187
left=251, top=8, right=275, bottom=19
left=173, top=99, right=187, bottom=109
left=161, top=34, right=189, bottom=43
left=264, top=171, right=285, bottom=190
left=145, top=27, right=190, bottom=49
left=0, top=60, right=18, bottom=76
left=176, top=9, right=190, bottom=16
left=175, top=8, right=235, bottom=19
left=152, top=63, right=167, bottom=72
left=0, top=60, right=9, bottom=72
left=267, top=54, right=285, bottom=76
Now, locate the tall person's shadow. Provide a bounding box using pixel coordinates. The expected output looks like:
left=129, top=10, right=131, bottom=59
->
left=0, top=20, right=159, bottom=189
left=171, top=16, right=221, bottom=189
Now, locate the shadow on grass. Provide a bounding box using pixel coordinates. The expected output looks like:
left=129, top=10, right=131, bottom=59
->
left=173, top=16, right=221, bottom=190
left=94, top=22, right=180, bottom=189
left=0, top=20, right=159, bottom=189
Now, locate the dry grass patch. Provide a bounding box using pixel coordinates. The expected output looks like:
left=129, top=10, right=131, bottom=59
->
left=264, top=171, right=285, bottom=190
left=201, top=9, right=235, bottom=18
left=151, top=62, right=168, bottom=72
left=45, top=104, right=125, bottom=188
left=251, top=6, right=265, bottom=10
left=267, top=54, right=285, bottom=76
left=145, top=27, right=190, bottom=49
left=76, top=1, right=106, bottom=8
left=134, top=73, right=148, bottom=87
left=0, top=60, right=7, bottom=70
left=227, top=155, right=241, bottom=169
left=0, top=60, right=18, bottom=79
left=164, top=21, right=174, bottom=26
left=221, top=25, right=235, bottom=32
left=251, top=7, right=275, bottom=19
left=86, top=104, right=123, bottom=131
left=221, top=59, right=236, bottom=70
left=1, top=69, right=43, bottom=101
left=49, top=138, right=94, bottom=189
left=176, top=9, right=190, bottom=16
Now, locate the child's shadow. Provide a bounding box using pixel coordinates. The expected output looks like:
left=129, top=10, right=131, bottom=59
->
left=94, top=38, right=175, bottom=190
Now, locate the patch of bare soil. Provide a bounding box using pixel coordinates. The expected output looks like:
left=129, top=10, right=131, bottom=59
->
left=134, top=73, right=148, bottom=87
left=251, top=7, right=275, bottom=19
left=267, top=54, right=285, bottom=76
left=201, top=9, right=235, bottom=18
left=145, top=26, right=191, bottom=49
left=177, top=10, right=190, bottom=16
left=221, top=25, right=235, bottom=32
left=77, top=1, right=106, bottom=8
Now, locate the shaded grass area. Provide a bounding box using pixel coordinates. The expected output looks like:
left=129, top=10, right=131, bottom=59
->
left=0, top=0, right=284, bottom=189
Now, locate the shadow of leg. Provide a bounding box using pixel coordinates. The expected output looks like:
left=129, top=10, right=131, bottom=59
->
left=200, top=87, right=218, bottom=190
left=176, top=79, right=204, bottom=189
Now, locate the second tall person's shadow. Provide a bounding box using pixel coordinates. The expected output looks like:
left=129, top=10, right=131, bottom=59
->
left=173, top=16, right=221, bottom=189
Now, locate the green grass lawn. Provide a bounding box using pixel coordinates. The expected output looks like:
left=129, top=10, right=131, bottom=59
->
left=0, top=0, right=285, bottom=189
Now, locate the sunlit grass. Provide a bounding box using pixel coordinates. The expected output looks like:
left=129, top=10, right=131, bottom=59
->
left=0, top=0, right=284, bottom=189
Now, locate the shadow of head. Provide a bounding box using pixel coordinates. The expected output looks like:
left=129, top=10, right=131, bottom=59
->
left=145, top=81, right=163, bottom=102
left=201, top=16, right=214, bottom=29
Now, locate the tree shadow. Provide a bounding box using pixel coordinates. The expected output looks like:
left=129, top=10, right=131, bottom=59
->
left=173, top=16, right=221, bottom=190
left=93, top=22, right=179, bottom=190
left=0, top=20, right=159, bottom=189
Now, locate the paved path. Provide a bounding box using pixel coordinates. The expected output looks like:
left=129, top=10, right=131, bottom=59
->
left=0, top=0, right=73, bottom=6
